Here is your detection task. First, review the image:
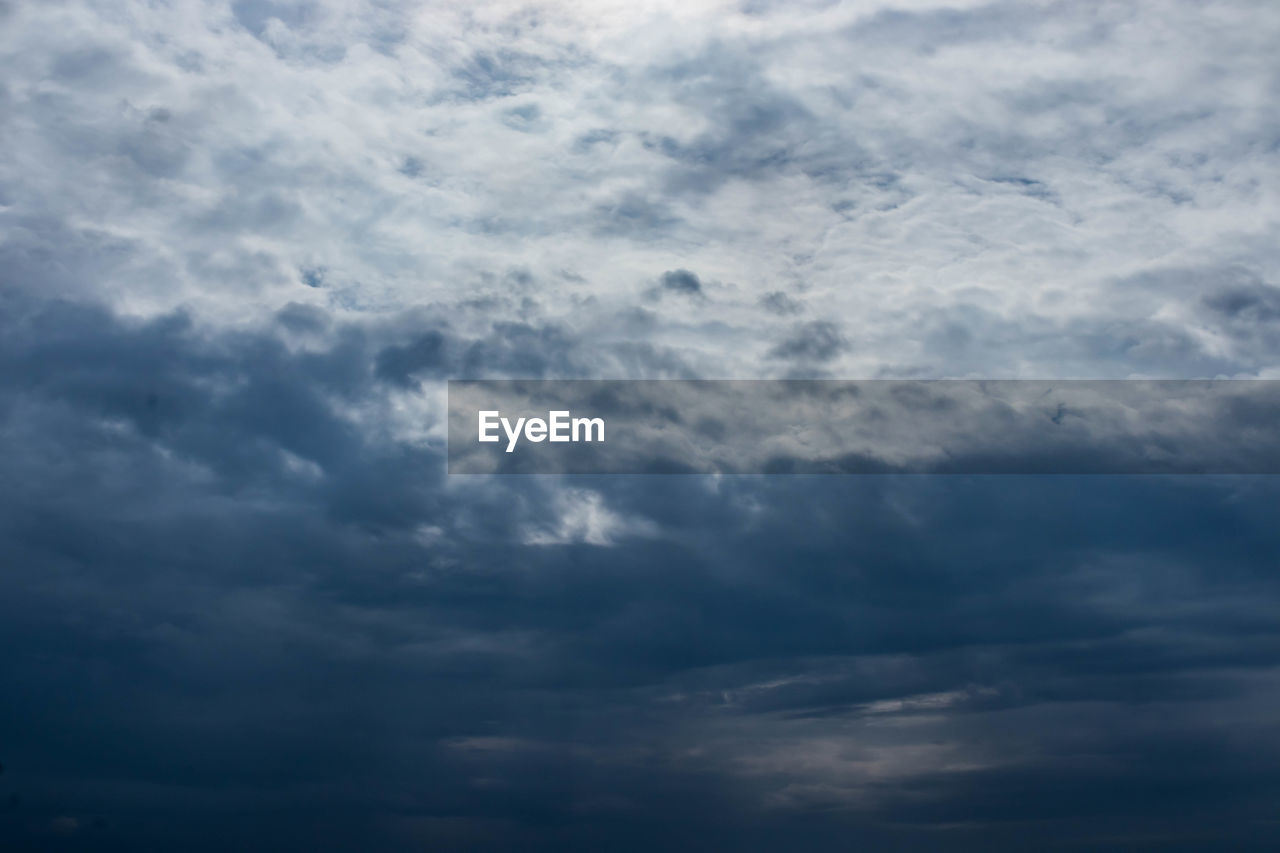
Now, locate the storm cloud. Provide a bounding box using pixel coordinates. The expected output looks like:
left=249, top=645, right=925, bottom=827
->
left=2, top=1, right=1280, bottom=851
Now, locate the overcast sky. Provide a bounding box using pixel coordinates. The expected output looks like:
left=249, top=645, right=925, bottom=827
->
left=3, top=1, right=1280, bottom=850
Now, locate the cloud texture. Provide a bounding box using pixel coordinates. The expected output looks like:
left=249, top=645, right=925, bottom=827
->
left=2, top=0, right=1280, bottom=850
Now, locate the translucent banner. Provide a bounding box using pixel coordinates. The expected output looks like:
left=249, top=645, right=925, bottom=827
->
left=447, top=380, right=1280, bottom=474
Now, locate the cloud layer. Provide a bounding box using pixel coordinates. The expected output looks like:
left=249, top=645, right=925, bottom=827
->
left=3, top=1, right=1280, bottom=850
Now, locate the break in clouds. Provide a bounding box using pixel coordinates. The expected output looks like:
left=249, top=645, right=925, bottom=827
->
left=2, top=1, right=1280, bottom=850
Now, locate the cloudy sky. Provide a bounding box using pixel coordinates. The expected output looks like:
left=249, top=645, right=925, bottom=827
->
left=2, top=0, right=1280, bottom=849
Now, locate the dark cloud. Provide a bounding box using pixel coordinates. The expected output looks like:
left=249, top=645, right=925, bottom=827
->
left=591, top=193, right=683, bottom=238
left=572, top=128, right=619, bottom=153
left=452, top=50, right=543, bottom=100
left=759, top=290, right=802, bottom=315
left=375, top=330, right=449, bottom=387
left=299, top=266, right=326, bottom=288
left=1205, top=281, right=1280, bottom=323
left=3, top=0, right=1280, bottom=849
left=768, top=320, right=847, bottom=362
left=276, top=301, right=331, bottom=334
left=5, top=288, right=1280, bottom=850
left=398, top=156, right=426, bottom=178
left=232, top=0, right=314, bottom=38
left=501, top=103, right=544, bottom=132
left=846, top=1, right=1047, bottom=53
left=659, top=268, right=703, bottom=296
left=645, top=47, right=838, bottom=196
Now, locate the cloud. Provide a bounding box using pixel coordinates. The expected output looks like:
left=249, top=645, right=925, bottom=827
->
left=768, top=320, right=848, bottom=364
left=759, top=291, right=802, bottom=315
left=2, top=0, right=1280, bottom=849
left=520, top=488, right=658, bottom=546
left=659, top=268, right=704, bottom=296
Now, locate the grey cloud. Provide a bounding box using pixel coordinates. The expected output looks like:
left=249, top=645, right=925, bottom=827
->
left=398, top=155, right=426, bottom=178
left=299, top=265, right=326, bottom=288
left=276, top=301, right=331, bottom=334
left=501, top=103, right=544, bottom=132
left=644, top=48, right=833, bottom=195
left=3, top=0, right=1280, bottom=848
left=5, top=295, right=1280, bottom=848
left=1205, top=281, right=1280, bottom=323
left=769, top=320, right=847, bottom=363
left=452, top=50, right=544, bottom=100
left=232, top=1, right=315, bottom=38
left=659, top=268, right=703, bottom=296
left=572, top=128, right=619, bottom=153
left=375, top=330, right=448, bottom=387
left=759, top=291, right=802, bottom=315
left=847, top=1, right=1048, bottom=53
left=591, top=193, right=683, bottom=238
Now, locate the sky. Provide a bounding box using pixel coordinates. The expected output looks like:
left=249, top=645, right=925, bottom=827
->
left=2, top=0, right=1280, bottom=850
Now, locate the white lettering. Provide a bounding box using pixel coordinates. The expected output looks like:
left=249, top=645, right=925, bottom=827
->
left=478, top=411, right=500, bottom=442
left=478, top=411, right=605, bottom=452
left=502, top=416, right=526, bottom=453
left=549, top=411, right=570, bottom=442
left=573, top=417, right=605, bottom=442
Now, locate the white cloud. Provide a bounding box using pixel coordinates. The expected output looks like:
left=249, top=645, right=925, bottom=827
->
left=1, top=0, right=1277, bottom=381
left=521, top=487, right=657, bottom=545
